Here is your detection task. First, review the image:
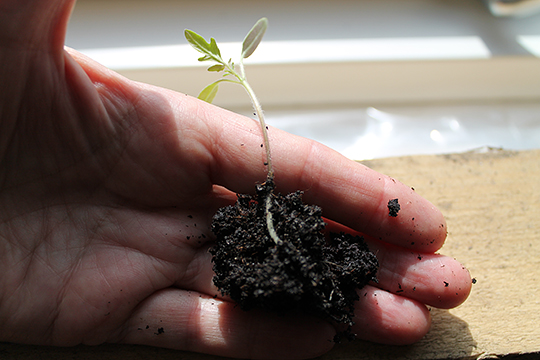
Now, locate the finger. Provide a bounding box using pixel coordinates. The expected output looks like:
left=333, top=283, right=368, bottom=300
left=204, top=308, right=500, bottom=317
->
left=190, top=100, right=447, bottom=253
left=121, top=288, right=336, bottom=360
left=177, top=250, right=430, bottom=348
left=275, top=140, right=447, bottom=253
left=324, top=220, right=472, bottom=309
left=368, top=239, right=473, bottom=309
left=353, top=286, right=431, bottom=345
left=173, top=244, right=432, bottom=348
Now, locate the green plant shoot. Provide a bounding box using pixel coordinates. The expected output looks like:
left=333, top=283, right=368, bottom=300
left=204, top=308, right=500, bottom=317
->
left=185, top=18, right=282, bottom=245
left=184, top=18, right=273, bottom=179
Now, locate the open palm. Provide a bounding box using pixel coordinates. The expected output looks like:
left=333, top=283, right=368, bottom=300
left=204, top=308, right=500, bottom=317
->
left=0, top=1, right=471, bottom=359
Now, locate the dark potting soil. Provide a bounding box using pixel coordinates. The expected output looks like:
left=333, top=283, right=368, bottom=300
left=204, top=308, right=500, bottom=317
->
left=387, top=198, right=400, bottom=217
left=210, top=179, right=379, bottom=341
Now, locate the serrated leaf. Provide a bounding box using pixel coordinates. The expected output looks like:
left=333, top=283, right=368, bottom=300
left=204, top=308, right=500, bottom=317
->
left=207, top=64, right=225, bottom=72
left=185, top=30, right=211, bottom=53
left=198, top=82, right=220, bottom=103
left=242, top=18, right=268, bottom=60
left=185, top=29, right=222, bottom=62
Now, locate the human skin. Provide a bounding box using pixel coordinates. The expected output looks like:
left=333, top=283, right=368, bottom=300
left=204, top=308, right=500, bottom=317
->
left=0, top=1, right=472, bottom=359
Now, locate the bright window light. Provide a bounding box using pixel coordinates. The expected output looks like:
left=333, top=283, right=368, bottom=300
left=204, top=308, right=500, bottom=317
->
left=77, top=37, right=491, bottom=71
left=517, top=35, right=540, bottom=57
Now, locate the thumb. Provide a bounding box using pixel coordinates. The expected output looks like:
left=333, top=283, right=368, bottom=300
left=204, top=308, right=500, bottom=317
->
left=0, top=0, right=92, bottom=184
left=0, top=0, right=74, bottom=54
left=0, top=0, right=76, bottom=103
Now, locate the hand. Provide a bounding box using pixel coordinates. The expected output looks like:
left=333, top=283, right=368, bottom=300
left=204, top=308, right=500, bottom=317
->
left=0, top=1, right=471, bottom=359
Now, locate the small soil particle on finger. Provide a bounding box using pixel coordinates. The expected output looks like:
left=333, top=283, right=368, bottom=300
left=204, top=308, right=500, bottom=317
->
left=388, top=198, right=400, bottom=217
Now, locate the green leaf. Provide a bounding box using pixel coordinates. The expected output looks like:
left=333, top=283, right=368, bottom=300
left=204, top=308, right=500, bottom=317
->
left=184, top=29, right=222, bottom=62
left=198, top=82, right=220, bottom=103
left=184, top=29, right=211, bottom=53
left=209, top=38, right=221, bottom=58
left=241, top=18, right=268, bottom=60
left=207, top=64, right=225, bottom=72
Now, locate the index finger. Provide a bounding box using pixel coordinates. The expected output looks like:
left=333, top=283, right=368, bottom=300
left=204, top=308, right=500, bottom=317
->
left=278, top=138, right=447, bottom=253
left=183, top=97, right=447, bottom=253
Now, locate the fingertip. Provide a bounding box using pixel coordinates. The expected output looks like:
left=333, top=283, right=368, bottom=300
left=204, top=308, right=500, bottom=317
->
left=434, top=259, right=473, bottom=309
left=353, top=287, right=431, bottom=346
left=380, top=176, right=448, bottom=253
left=408, top=255, right=473, bottom=310
left=370, top=242, right=473, bottom=311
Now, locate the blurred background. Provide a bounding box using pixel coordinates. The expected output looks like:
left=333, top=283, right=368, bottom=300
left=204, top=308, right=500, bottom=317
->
left=66, top=0, right=540, bottom=160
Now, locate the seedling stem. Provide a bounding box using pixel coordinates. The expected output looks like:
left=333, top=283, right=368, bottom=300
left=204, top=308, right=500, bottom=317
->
left=185, top=18, right=281, bottom=244
left=236, top=60, right=274, bottom=179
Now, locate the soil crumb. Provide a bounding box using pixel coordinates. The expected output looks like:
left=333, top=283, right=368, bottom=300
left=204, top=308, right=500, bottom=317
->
left=388, top=198, right=400, bottom=217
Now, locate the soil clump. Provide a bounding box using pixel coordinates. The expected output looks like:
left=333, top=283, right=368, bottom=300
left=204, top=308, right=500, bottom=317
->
left=211, top=179, right=379, bottom=340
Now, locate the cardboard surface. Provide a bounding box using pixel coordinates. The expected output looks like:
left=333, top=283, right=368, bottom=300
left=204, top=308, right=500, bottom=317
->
left=1, top=148, right=539, bottom=359
left=334, top=148, right=540, bottom=360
